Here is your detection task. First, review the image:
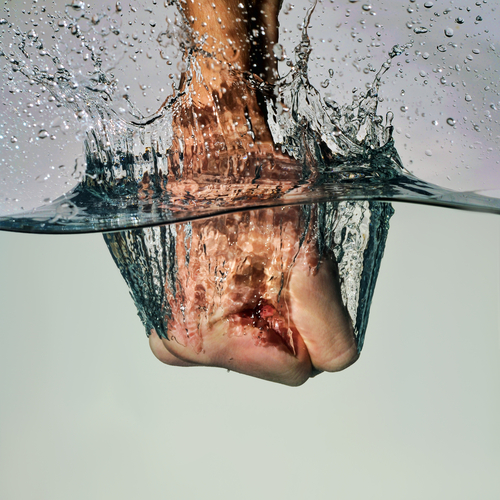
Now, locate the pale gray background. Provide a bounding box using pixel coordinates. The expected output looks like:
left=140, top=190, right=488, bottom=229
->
left=0, top=202, right=499, bottom=500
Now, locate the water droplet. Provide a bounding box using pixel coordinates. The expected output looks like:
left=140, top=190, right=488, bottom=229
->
left=321, top=79, right=330, bottom=89
left=328, top=68, right=334, bottom=78
left=0, top=18, right=7, bottom=25
left=400, top=106, right=408, bottom=112
left=425, top=149, right=433, bottom=156
left=273, top=43, right=284, bottom=60
left=465, top=94, right=472, bottom=102
left=444, top=27, right=454, bottom=38
left=455, top=17, right=464, bottom=24
left=362, top=4, right=372, bottom=12
left=440, top=76, right=447, bottom=84
left=446, top=118, right=456, bottom=126
left=432, top=120, right=439, bottom=126
left=10, top=136, right=17, bottom=144
left=424, top=1, right=433, bottom=7
left=474, top=124, right=481, bottom=132
left=414, top=26, right=429, bottom=34
left=332, top=125, right=342, bottom=137
left=68, top=0, right=85, bottom=12
left=38, top=129, right=49, bottom=139
left=476, top=15, right=482, bottom=22
left=437, top=44, right=447, bottom=53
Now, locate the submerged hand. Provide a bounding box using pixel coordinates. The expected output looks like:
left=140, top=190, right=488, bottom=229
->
left=146, top=206, right=358, bottom=386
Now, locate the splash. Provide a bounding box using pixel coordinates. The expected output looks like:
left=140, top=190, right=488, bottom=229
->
left=1, top=0, right=499, bottom=233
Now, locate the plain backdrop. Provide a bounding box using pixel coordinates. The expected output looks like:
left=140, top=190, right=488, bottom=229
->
left=0, top=202, right=499, bottom=500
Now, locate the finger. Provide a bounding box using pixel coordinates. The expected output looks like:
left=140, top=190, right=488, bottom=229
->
left=149, top=329, right=199, bottom=367
left=161, top=318, right=314, bottom=386
left=288, top=252, right=359, bottom=373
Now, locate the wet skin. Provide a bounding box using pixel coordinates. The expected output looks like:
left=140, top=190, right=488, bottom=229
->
left=145, top=0, right=359, bottom=385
